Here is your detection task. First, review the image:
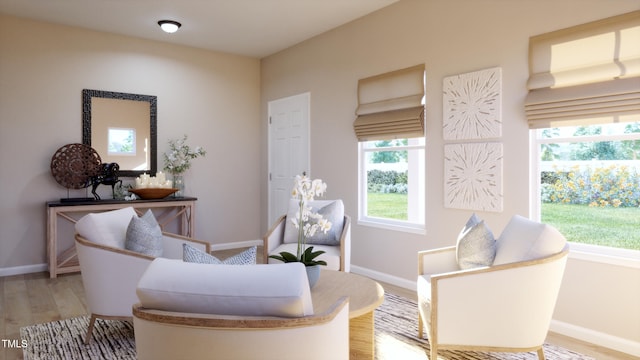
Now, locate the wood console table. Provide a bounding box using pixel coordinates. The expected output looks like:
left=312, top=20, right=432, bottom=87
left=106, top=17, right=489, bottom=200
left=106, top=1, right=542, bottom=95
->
left=46, top=197, right=197, bottom=278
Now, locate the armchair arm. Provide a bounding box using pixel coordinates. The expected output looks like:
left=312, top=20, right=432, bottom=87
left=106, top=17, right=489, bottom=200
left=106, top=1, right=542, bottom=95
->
left=339, top=215, right=351, bottom=272
left=417, top=246, right=459, bottom=276
left=263, top=215, right=286, bottom=261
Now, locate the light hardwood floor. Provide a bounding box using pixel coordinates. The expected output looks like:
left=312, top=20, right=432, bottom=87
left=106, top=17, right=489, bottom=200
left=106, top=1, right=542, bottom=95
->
left=0, top=247, right=634, bottom=360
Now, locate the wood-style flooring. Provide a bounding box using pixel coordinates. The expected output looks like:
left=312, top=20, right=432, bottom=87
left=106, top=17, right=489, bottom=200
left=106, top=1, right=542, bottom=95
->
left=0, top=247, right=634, bottom=360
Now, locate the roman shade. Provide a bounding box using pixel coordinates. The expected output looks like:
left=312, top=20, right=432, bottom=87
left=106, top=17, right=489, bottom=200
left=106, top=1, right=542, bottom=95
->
left=525, top=10, right=640, bottom=128
left=354, top=64, right=425, bottom=141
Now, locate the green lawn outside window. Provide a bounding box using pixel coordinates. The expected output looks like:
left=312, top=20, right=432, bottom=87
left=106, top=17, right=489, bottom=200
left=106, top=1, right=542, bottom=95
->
left=367, top=193, right=640, bottom=250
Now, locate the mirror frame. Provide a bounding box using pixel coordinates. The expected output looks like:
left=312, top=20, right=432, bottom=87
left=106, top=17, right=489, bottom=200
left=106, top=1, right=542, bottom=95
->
left=82, top=89, right=157, bottom=178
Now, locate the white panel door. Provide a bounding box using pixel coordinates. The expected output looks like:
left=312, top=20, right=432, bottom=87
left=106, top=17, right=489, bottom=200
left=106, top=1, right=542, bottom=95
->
left=268, top=93, right=310, bottom=225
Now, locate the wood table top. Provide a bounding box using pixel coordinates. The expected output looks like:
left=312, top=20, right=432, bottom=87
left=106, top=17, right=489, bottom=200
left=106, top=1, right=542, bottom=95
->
left=311, top=270, right=385, bottom=318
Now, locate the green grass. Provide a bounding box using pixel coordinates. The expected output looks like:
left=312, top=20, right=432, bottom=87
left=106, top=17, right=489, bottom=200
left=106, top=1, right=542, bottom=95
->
left=367, top=193, right=640, bottom=250
left=367, top=192, right=407, bottom=220
left=542, top=203, right=640, bottom=250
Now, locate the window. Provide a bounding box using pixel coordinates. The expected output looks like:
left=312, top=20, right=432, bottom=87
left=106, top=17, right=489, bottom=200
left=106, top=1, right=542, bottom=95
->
left=532, top=122, right=640, bottom=251
left=353, top=64, right=426, bottom=233
left=107, top=127, right=136, bottom=155
left=359, top=138, right=425, bottom=232
left=526, top=11, right=640, bottom=258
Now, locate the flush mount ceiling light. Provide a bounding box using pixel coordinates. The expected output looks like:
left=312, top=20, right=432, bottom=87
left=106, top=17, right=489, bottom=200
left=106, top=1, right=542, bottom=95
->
left=158, top=20, right=181, bottom=34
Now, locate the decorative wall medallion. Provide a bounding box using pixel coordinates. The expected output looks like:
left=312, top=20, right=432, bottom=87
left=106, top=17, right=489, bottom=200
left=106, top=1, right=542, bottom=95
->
left=444, top=142, right=503, bottom=212
left=443, top=67, right=502, bottom=140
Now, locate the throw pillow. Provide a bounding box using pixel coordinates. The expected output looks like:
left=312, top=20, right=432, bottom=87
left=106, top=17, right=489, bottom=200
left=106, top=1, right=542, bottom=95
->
left=283, top=199, right=344, bottom=246
left=183, top=243, right=257, bottom=265
left=125, top=210, right=163, bottom=257
left=75, top=207, right=137, bottom=249
left=493, top=215, right=567, bottom=265
left=456, top=214, right=496, bottom=270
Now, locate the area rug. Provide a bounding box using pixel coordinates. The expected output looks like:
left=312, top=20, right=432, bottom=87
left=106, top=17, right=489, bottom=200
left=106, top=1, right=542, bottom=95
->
left=21, top=293, right=593, bottom=360
left=20, top=316, right=135, bottom=360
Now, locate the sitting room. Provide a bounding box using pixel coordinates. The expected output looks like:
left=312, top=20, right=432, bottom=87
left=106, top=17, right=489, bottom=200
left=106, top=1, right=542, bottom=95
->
left=1, top=0, right=639, bottom=359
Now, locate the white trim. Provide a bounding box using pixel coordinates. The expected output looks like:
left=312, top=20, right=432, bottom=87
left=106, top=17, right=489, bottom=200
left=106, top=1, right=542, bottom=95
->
left=0, top=263, right=48, bottom=277
left=0, top=241, right=264, bottom=277
left=569, top=243, right=640, bottom=269
left=550, top=320, right=640, bottom=357
left=357, top=218, right=426, bottom=235
left=210, top=239, right=263, bottom=252
left=351, top=264, right=416, bottom=291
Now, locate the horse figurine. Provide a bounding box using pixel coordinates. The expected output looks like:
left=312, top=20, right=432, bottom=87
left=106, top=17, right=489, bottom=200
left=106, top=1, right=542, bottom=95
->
left=88, top=162, right=122, bottom=200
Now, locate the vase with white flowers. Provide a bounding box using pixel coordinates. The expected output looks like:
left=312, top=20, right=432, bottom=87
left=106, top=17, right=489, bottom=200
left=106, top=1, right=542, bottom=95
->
left=269, top=173, right=332, bottom=287
left=163, top=135, right=206, bottom=197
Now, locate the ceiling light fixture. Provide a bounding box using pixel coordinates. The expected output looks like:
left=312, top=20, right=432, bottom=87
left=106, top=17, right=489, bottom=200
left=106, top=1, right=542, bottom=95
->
left=158, top=20, right=181, bottom=34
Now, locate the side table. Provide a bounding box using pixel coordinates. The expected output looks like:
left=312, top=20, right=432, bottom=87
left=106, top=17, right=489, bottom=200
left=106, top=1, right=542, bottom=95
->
left=311, top=270, right=385, bottom=360
left=46, top=197, right=197, bottom=278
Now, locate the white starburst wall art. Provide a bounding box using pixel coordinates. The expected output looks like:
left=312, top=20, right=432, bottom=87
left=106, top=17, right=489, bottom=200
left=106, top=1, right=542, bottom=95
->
left=443, top=67, right=502, bottom=140
left=444, top=142, right=503, bottom=212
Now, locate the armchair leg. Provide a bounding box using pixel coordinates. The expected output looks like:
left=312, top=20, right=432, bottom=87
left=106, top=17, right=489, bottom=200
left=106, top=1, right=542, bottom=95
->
left=537, top=347, right=546, bottom=360
left=85, top=314, right=97, bottom=344
left=418, top=313, right=423, bottom=338
left=430, top=344, right=438, bottom=360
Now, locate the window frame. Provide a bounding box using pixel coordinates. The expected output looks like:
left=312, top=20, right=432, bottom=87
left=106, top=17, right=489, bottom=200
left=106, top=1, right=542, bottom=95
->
left=358, top=138, right=426, bottom=235
left=530, top=128, right=640, bottom=268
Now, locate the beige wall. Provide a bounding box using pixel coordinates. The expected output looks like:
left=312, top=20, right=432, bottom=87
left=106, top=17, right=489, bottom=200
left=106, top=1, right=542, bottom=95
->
left=260, top=0, right=640, bottom=352
left=0, top=15, right=262, bottom=269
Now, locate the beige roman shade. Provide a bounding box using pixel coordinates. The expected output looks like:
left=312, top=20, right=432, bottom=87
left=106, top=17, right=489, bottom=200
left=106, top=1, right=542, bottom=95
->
left=525, top=10, right=640, bottom=128
left=354, top=64, right=425, bottom=141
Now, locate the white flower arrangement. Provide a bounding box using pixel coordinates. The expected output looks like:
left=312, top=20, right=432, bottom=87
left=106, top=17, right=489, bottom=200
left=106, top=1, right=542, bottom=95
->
left=163, top=135, right=206, bottom=175
left=269, top=173, right=332, bottom=266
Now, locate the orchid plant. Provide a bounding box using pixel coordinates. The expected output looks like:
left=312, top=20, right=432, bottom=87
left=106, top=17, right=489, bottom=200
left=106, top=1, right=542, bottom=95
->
left=269, top=173, right=332, bottom=267
left=163, top=135, right=206, bottom=175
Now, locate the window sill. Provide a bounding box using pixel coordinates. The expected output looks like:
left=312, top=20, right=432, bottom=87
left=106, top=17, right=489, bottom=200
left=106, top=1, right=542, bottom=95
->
left=357, top=218, right=426, bottom=235
left=568, top=242, right=640, bottom=269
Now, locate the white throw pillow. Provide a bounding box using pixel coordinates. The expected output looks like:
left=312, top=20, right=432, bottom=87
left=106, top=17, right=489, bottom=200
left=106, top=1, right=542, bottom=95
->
left=75, top=207, right=137, bottom=249
left=493, top=215, right=567, bottom=265
left=283, top=199, right=344, bottom=246
left=455, top=214, right=496, bottom=269
left=125, top=210, right=163, bottom=257
left=137, top=258, right=313, bottom=317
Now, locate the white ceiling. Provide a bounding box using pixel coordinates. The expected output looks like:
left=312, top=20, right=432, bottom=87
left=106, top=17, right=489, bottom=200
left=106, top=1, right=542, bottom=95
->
left=0, top=0, right=398, bottom=58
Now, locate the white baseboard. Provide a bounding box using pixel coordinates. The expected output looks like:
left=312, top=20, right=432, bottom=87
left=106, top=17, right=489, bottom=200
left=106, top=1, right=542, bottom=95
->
left=210, top=239, right=263, bottom=252
left=0, top=263, right=48, bottom=277
left=0, top=241, right=265, bottom=277
left=550, top=320, right=640, bottom=357
left=350, top=264, right=416, bottom=290
left=352, top=264, right=640, bottom=358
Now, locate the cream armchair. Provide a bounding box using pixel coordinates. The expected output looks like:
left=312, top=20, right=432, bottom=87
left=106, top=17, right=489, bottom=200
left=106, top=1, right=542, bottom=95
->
left=417, top=215, right=569, bottom=360
left=264, top=200, right=351, bottom=272
left=74, top=207, right=210, bottom=344
left=133, top=259, right=350, bottom=360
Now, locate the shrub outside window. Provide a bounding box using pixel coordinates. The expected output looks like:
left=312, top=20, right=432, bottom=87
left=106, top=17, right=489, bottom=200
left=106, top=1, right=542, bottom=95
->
left=532, top=122, right=640, bottom=252
left=359, top=137, right=425, bottom=233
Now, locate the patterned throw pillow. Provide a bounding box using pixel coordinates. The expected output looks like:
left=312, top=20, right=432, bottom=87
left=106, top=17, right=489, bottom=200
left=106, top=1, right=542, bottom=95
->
left=125, top=210, right=163, bottom=257
left=455, top=213, right=497, bottom=270
left=183, top=243, right=257, bottom=265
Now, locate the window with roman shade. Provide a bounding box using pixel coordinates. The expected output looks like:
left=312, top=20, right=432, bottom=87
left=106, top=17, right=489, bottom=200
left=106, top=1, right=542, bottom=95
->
left=354, top=64, right=425, bottom=141
left=525, top=10, right=640, bottom=129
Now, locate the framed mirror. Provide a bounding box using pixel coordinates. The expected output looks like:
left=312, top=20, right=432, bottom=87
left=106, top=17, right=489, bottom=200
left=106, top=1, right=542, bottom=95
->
left=82, top=89, right=157, bottom=178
